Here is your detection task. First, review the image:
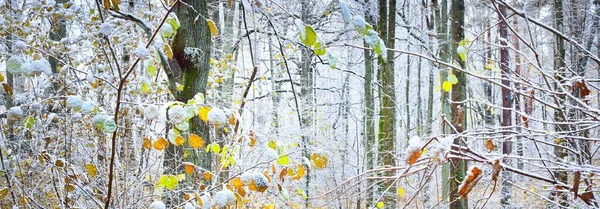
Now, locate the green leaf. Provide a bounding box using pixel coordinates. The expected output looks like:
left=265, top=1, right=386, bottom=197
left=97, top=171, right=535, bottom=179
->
left=158, top=175, right=179, bottom=190
left=448, top=73, right=458, bottom=85
left=303, top=25, right=317, bottom=47
left=103, top=119, right=117, bottom=133
left=375, top=38, right=387, bottom=60
left=313, top=42, right=326, bottom=56
left=294, top=19, right=306, bottom=41
left=364, top=29, right=379, bottom=48
left=442, top=81, right=452, bottom=92
left=351, top=16, right=367, bottom=34
left=93, top=114, right=109, bottom=129
left=166, top=17, right=180, bottom=32
left=339, top=0, right=352, bottom=24
left=147, top=61, right=156, bottom=77
left=327, top=52, right=336, bottom=69
left=23, top=116, right=34, bottom=129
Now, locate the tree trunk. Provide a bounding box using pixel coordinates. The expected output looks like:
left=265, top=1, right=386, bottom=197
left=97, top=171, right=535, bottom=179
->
left=498, top=3, right=513, bottom=207
left=549, top=0, right=569, bottom=207
left=449, top=0, right=468, bottom=208
left=363, top=0, right=376, bottom=205
left=376, top=0, right=397, bottom=206
left=163, top=0, right=212, bottom=192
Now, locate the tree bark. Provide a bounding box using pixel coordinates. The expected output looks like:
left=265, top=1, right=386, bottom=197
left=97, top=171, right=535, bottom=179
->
left=449, top=0, right=468, bottom=208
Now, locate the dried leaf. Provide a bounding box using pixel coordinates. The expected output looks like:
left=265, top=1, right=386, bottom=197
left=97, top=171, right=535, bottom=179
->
left=279, top=167, right=287, bottom=181
left=406, top=148, right=421, bottom=165
left=103, top=0, right=110, bottom=9
left=573, top=171, right=581, bottom=198
left=486, top=139, right=495, bottom=152
left=110, top=0, right=120, bottom=11
left=237, top=187, right=246, bottom=197
left=2, top=83, right=13, bottom=96
left=491, top=160, right=501, bottom=182
left=522, top=116, right=529, bottom=128
left=0, top=188, right=9, bottom=199
left=458, top=166, right=483, bottom=198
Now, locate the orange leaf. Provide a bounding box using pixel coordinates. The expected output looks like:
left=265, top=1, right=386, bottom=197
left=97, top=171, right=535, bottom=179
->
left=203, top=172, right=212, bottom=181
left=189, top=134, right=205, bottom=149
left=271, top=164, right=276, bottom=174
left=293, top=164, right=305, bottom=181
left=311, top=153, right=328, bottom=169
left=199, top=184, right=206, bottom=191
left=458, top=166, right=483, bottom=198
left=184, top=163, right=194, bottom=175
left=406, top=148, right=421, bottom=165
left=143, top=137, right=151, bottom=149
left=183, top=193, right=191, bottom=200
left=237, top=187, right=246, bottom=197
left=491, top=160, right=501, bottom=182
left=174, top=135, right=185, bottom=146
left=153, top=137, right=169, bottom=151
left=486, top=139, right=495, bottom=152
left=232, top=177, right=244, bottom=188
left=279, top=167, right=287, bottom=181
left=263, top=170, right=271, bottom=183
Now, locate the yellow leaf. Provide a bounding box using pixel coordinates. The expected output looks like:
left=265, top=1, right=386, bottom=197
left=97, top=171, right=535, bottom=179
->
left=293, top=164, right=305, bottom=180
left=203, top=171, right=212, bottom=181
left=86, top=164, right=97, bottom=177
left=194, top=192, right=203, bottom=207
left=211, top=143, right=221, bottom=153
left=397, top=187, right=405, bottom=198
left=174, top=135, right=185, bottom=146
left=311, top=153, right=328, bottom=169
left=143, top=137, right=151, bottom=149
left=555, top=138, right=561, bottom=144
left=232, top=177, right=244, bottom=188
left=103, top=0, right=110, bottom=9
left=199, top=106, right=211, bottom=122
left=207, top=19, right=219, bottom=37
left=111, top=0, right=120, bottom=11
left=189, top=134, right=205, bottom=149
left=153, top=137, right=169, bottom=151
left=66, top=184, right=75, bottom=192
left=164, top=44, right=173, bottom=58
left=268, top=140, right=277, bottom=149
left=184, top=163, right=194, bottom=175
left=0, top=74, right=4, bottom=82
left=264, top=204, right=275, bottom=209
left=229, top=114, right=236, bottom=125
left=377, top=202, right=384, bottom=209
left=442, top=81, right=452, bottom=92
left=0, top=188, right=9, bottom=199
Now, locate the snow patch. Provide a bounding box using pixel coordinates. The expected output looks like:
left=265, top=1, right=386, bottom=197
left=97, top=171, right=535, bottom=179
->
left=168, top=105, right=186, bottom=124
left=207, top=107, right=227, bottom=125
left=99, top=22, right=114, bottom=36
left=135, top=45, right=150, bottom=58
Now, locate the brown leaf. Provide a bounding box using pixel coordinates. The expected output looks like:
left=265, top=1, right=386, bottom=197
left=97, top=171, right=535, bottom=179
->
left=580, top=185, right=597, bottom=206
left=110, top=0, right=120, bottom=11
left=2, top=83, right=13, bottom=96
left=491, top=160, right=501, bottom=182
left=279, top=167, right=287, bottom=182
left=486, top=139, right=495, bottom=152
left=572, top=171, right=580, bottom=198
left=522, top=116, right=529, bottom=128
left=458, top=166, right=483, bottom=198
left=103, top=0, right=110, bottom=9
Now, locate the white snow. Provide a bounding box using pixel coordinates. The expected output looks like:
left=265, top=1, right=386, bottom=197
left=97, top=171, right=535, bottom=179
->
left=148, top=200, right=166, bottom=209
left=207, top=107, right=227, bottom=125
left=80, top=100, right=95, bottom=114
left=66, top=96, right=83, bottom=110
left=99, top=22, right=114, bottom=36
left=213, top=187, right=235, bottom=207
left=22, top=59, right=52, bottom=75
left=168, top=105, right=186, bottom=124
left=135, top=45, right=150, bottom=58
left=7, top=107, right=23, bottom=120
left=144, top=105, right=159, bottom=119
left=265, top=147, right=278, bottom=161
left=253, top=172, right=269, bottom=188
left=240, top=172, right=254, bottom=184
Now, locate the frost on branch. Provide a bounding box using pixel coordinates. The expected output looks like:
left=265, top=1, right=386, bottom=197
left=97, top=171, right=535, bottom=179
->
left=458, top=165, right=483, bottom=198
left=432, top=135, right=455, bottom=164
